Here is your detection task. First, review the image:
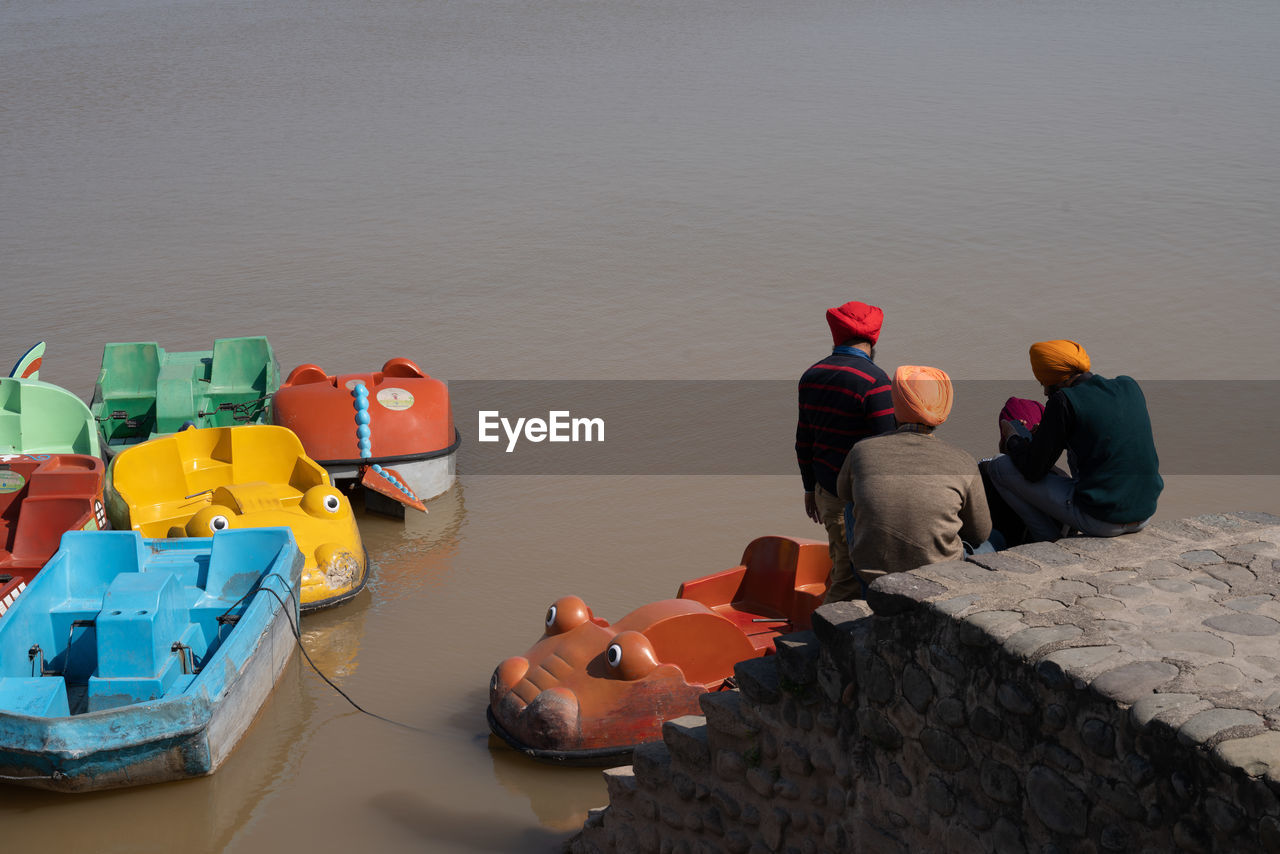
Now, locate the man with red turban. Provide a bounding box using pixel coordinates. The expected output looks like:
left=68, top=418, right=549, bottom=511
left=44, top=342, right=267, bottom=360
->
left=797, top=301, right=896, bottom=602
left=834, top=366, right=992, bottom=588
left=986, top=340, right=1162, bottom=542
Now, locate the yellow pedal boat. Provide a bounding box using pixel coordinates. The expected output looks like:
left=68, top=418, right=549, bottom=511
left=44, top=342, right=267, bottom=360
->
left=104, top=424, right=367, bottom=612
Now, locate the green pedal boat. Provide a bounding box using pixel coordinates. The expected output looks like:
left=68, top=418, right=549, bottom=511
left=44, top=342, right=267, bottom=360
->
left=1, top=343, right=102, bottom=459
left=90, top=337, right=280, bottom=454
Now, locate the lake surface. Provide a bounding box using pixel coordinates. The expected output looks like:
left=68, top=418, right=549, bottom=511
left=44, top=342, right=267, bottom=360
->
left=2, top=0, right=1277, bottom=850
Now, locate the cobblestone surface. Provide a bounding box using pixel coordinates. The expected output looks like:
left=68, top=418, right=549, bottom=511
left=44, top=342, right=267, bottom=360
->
left=567, top=513, right=1280, bottom=853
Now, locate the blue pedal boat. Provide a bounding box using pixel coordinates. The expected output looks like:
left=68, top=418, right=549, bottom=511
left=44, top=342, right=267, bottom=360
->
left=0, top=528, right=302, bottom=791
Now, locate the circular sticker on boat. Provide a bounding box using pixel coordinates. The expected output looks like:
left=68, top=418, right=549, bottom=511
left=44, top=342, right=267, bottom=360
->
left=343, top=379, right=370, bottom=391
left=0, top=471, right=25, bottom=494
left=377, top=388, right=414, bottom=410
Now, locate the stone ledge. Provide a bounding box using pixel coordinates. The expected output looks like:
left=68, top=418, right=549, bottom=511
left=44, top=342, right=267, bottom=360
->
left=662, top=716, right=711, bottom=769
left=569, top=516, right=1280, bottom=854
left=774, top=631, right=821, bottom=687
left=733, top=656, right=781, bottom=706
left=866, top=572, right=949, bottom=616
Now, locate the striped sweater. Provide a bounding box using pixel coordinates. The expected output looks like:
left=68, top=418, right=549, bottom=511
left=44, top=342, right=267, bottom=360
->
left=796, top=348, right=895, bottom=494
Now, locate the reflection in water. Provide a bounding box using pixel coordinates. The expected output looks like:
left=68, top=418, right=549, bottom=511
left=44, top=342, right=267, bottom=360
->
left=487, top=738, right=611, bottom=833
left=300, top=579, right=374, bottom=681
left=2, top=656, right=315, bottom=852
left=369, top=790, right=570, bottom=853
left=358, top=481, right=467, bottom=601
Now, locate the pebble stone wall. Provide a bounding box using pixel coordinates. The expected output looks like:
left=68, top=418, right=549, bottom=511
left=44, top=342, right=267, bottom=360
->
left=567, top=512, right=1280, bottom=854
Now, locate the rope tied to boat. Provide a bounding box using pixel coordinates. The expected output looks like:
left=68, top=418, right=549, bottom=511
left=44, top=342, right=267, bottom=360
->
left=220, top=575, right=429, bottom=734
left=0, top=769, right=68, bottom=782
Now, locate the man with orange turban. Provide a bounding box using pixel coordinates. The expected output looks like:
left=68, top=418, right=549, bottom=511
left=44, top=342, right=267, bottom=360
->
left=834, top=366, right=991, bottom=589
left=987, top=340, right=1162, bottom=542
left=797, top=301, right=896, bottom=602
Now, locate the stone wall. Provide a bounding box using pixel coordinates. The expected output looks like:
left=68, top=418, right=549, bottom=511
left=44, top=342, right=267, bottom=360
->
left=568, top=513, right=1280, bottom=854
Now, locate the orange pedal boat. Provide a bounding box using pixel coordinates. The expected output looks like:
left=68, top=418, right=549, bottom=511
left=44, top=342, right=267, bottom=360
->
left=487, top=535, right=829, bottom=764
left=0, top=454, right=108, bottom=618
left=271, top=358, right=458, bottom=517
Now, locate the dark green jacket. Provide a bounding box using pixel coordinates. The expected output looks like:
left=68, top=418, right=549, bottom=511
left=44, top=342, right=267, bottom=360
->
left=1008, top=374, right=1163, bottom=522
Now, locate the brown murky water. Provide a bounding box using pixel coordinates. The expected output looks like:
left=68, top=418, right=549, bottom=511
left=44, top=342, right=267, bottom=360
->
left=2, top=0, right=1278, bottom=849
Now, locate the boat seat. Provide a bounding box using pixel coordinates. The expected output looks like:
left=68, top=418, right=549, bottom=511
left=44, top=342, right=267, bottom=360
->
left=218, top=482, right=299, bottom=513
left=96, top=342, right=161, bottom=441
left=0, top=411, right=22, bottom=438
left=209, top=338, right=273, bottom=394
left=97, top=343, right=161, bottom=396
left=155, top=359, right=199, bottom=434
left=709, top=603, right=792, bottom=652
left=9, top=497, right=89, bottom=562
left=46, top=605, right=102, bottom=682
left=677, top=537, right=831, bottom=637
left=0, top=484, right=24, bottom=554
left=202, top=527, right=293, bottom=601
left=25, top=456, right=101, bottom=498
left=88, top=570, right=191, bottom=711
left=0, top=677, right=70, bottom=718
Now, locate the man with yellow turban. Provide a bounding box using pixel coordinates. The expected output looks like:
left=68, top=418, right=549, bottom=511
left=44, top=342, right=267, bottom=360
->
left=797, top=301, right=896, bottom=603
left=834, top=365, right=991, bottom=590
left=986, top=340, right=1162, bottom=542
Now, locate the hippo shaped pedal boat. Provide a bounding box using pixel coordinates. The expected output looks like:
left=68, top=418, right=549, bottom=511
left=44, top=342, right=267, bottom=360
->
left=487, top=535, right=829, bottom=764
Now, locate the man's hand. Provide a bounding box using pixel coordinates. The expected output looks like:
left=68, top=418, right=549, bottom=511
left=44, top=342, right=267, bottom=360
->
left=804, top=492, right=822, bottom=524
left=999, top=418, right=1033, bottom=453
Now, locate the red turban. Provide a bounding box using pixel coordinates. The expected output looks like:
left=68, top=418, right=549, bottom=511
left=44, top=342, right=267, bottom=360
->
left=892, top=365, right=953, bottom=427
left=1029, top=340, right=1091, bottom=387
left=999, top=397, right=1045, bottom=431
left=826, top=301, right=884, bottom=345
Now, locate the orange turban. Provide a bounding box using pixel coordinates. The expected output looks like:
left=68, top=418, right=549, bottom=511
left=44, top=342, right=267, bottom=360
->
left=892, top=365, right=953, bottom=427
left=1029, top=340, right=1091, bottom=387
left=826, top=301, right=884, bottom=345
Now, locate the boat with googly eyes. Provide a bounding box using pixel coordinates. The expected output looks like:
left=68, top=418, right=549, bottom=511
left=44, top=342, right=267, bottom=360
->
left=487, top=535, right=829, bottom=764
left=103, top=424, right=366, bottom=613
left=270, top=358, right=458, bottom=518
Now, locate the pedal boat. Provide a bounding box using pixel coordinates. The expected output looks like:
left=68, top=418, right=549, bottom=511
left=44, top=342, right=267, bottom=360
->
left=90, top=337, right=280, bottom=456
left=487, top=535, right=829, bottom=764
left=1, top=343, right=102, bottom=459
left=104, top=424, right=366, bottom=612
left=1, top=454, right=108, bottom=619
left=0, top=528, right=301, bottom=791
left=271, top=358, right=458, bottom=517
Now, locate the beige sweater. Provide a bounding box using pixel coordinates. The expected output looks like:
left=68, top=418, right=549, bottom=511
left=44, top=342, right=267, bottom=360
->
left=836, top=429, right=991, bottom=585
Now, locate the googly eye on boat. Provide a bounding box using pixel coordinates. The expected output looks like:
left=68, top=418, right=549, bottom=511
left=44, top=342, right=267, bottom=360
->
left=301, top=485, right=349, bottom=517
left=605, top=631, right=659, bottom=681
left=184, top=505, right=239, bottom=537
left=544, top=594, right=592, bottom=635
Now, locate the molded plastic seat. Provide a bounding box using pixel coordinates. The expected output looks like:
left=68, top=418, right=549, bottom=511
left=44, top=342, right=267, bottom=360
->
left=0, top=677, right=70, bottom=717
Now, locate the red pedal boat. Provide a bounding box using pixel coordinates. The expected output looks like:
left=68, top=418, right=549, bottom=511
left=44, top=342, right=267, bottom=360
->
left=271, top=358, right=459, bottom=517
left=487, top=535, right=829, bottom=763
left=0, top=454, right=108, bottom=618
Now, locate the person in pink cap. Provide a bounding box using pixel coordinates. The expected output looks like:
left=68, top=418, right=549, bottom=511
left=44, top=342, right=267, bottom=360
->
left=796, top=301, right=895, bottom=602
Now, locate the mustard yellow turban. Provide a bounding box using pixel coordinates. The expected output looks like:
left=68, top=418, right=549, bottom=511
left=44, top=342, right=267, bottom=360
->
left=1029, top=340, right=1091, bottom=387
left=892, top=365, right=953, bottom=427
